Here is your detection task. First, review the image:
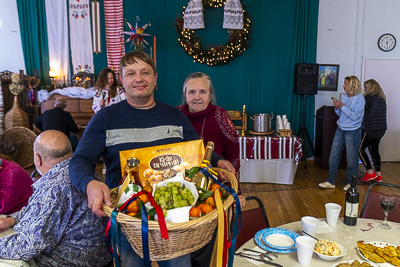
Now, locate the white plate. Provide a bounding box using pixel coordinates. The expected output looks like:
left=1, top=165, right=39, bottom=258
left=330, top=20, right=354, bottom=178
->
left=357, top=241, right=399, bottom=267
left=265, top=233, right=295, bottom=248
left=254, top=228, right=299, bottom=253
left=331, top=260, right=378, bottom=267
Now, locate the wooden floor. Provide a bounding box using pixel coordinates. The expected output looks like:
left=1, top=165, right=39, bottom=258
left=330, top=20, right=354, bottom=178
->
left=240, top=160, right=400, bottom=227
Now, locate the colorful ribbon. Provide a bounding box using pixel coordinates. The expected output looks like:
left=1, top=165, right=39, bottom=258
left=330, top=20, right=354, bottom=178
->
left=106, top=190, right=168, bottom=267
left=199, top=167, right=241, bottom=267
left=215, top=188, right=226, bottom=267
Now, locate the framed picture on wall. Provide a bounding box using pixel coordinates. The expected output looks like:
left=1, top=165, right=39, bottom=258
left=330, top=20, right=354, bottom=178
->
left=317, top=64, right=339, bottom=91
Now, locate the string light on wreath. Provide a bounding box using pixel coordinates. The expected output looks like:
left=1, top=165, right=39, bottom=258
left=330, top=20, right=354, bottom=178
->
left=175, top=0, right=251, bottom=66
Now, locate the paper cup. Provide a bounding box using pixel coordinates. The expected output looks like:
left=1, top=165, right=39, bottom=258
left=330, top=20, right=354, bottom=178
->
left=325, top=203, right=342, bottom=227
left=296, top=236, right=316, bottom=265
left=301, top=216, right=319, bottom=236
left=285, top=122, right=291, bottom=130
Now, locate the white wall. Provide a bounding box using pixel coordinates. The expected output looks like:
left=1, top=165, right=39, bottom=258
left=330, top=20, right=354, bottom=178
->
left=0, top=0, right=25, bottom=73
left=316, top=0, right=400, bottom=161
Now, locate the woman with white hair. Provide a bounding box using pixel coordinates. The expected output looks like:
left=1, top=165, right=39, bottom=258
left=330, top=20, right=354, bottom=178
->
left=177, top=72, right=240, bottom=185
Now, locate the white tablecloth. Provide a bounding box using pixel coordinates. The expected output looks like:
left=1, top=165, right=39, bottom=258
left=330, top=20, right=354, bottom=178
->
left=239, top=134, right=302, bottom=184
left=235, top=218, right=400, bottom=266
left=240, top=158, right=298, bottom=184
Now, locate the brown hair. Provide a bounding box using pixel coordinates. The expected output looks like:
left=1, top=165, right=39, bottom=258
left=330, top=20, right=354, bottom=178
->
left=119, top=51, right=156, bottom=77
left=364, top=79, right=386, bottom=100
left=95, top=68, right=118, bottom=98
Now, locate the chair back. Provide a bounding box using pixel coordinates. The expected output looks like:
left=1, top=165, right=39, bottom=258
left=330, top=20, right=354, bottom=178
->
left=227, top=110, right=247, bottom=131
left=360, top=182, right=400, bottom=223
left=235, top=196, right=270, bottom=251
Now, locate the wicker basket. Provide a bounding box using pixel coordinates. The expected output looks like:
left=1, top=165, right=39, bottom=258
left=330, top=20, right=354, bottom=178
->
left=101, top=167, right=237, bottom=261
left=2, top=126, right=36, bottom=168
left=4, top=97, right=29, bottom=131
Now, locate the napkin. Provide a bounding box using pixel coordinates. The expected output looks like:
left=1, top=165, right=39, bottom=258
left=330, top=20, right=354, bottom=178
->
left=236, top=246, right=265, bottom=266
left=0, top=259, right=31, bottom=267
left=316, top=221, right=335, bottom=234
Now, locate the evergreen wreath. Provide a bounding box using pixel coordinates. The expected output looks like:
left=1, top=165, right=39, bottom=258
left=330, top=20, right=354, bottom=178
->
left=175, top=0, right=251, bottom=66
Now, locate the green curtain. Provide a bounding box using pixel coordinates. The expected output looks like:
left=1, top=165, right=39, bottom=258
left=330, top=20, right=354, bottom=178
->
left=100, top=0, right=320, bottom=153
left=17, top=0, right=50, bottom=87
left=290, top=0, right=319, bottom=157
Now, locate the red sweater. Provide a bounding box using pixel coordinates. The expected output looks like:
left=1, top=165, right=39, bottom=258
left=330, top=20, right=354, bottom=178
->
left=178, top=104, right=241, bottom=188
left=0, top=159, right=33, bottom=214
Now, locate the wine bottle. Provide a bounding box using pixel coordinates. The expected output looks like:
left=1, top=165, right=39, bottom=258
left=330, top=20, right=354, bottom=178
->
left=116, top=157, right=142, bottom=206
left=344, top=175, right=359, bottom=226
left=193, top=141, right=214, bottom=192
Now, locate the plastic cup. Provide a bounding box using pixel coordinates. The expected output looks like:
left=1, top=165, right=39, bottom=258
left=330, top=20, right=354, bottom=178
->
left=301, top=216, right=319, bottom=236
left=296, top=236, right=316, bottom=265
left=282, top=114, right=287, bottom=120
left=285, top=122, right=291, bottom=130
left=325, top=203, right=342, bottom=227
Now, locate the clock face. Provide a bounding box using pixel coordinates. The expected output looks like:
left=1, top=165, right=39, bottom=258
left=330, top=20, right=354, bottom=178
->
left=378, top=34, right=396, bottom=52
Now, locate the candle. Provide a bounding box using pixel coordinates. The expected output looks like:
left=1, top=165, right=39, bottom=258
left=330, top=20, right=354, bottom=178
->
left=243, top=105, right=246, bottom=113
left=153, top=36, right=157, bottom=66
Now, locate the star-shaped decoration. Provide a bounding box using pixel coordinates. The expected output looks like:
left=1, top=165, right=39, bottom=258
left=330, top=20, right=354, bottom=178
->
left=122, top=16, right=151, bottom=51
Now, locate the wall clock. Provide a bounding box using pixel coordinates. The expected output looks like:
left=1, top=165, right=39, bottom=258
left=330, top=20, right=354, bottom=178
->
left=378, top=33, right=396, bottom=52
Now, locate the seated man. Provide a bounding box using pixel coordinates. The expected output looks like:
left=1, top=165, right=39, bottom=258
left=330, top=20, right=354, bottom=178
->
left=33, top=97, right=80, bottom=150
left=0, top=130, right=111, bottom=266
left=0, top=158, right=33, bottom=215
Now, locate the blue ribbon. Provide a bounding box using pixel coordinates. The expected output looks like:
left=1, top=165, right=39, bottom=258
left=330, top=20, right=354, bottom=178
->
left=141, top=203, right=150, bottom=267
left=199, top=167, right=241, bottom=267
left=118, top=195, right=151, bottom=267
left=110, top=210, right=121, bottom=267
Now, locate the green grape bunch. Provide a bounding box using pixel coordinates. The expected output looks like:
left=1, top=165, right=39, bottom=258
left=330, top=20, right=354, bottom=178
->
left=153, top=182, right=195, bottom=217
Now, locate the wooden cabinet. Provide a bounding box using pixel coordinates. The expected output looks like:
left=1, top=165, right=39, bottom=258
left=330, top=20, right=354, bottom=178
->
left=40, top=94, right=95, bottom=126
left=314, top=105, right=346, bottom=169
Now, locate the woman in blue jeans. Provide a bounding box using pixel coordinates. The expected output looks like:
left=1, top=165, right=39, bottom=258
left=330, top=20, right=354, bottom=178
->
left=319, top=75, right=365, bottom=191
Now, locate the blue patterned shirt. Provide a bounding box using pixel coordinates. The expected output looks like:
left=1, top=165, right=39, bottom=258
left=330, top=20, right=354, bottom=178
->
left=0, top=158, right=111, bottom=266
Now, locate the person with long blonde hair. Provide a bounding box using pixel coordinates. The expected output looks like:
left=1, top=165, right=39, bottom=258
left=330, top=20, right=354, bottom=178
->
left=92, top=68, right=126, bottom=113
left=359, top=79, right=387, bottom=182
left=319, top=75, right=365, bottom=190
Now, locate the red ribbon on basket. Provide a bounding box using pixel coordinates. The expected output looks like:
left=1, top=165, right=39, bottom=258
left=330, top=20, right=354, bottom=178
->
left=105, top=190, right=168, bottom=267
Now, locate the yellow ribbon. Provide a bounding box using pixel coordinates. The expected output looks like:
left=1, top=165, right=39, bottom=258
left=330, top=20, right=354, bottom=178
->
left=200, top=160, right=218, bottom=176
left=215, top=188, right=225, bottom=267
left=115, top=171, right=135, bottom=208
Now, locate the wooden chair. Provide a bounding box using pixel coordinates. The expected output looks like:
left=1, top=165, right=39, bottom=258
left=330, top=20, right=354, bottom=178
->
left=235, top=196, right=270, bottom=251
left=227, top=110, right=247, bottom=131
left=359, top=182, right=400, bottom=223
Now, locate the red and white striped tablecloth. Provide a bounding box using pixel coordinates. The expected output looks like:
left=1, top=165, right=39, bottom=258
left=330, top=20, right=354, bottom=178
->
left=239, top=133, right=302, bottom=163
